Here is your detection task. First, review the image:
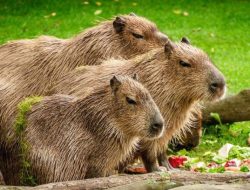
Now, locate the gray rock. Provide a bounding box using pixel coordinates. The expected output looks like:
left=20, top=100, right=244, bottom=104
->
left=170, top=183, right=250, bottom=190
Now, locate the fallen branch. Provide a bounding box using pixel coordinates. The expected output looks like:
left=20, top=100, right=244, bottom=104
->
left=203, top=89, right=250, bottom=125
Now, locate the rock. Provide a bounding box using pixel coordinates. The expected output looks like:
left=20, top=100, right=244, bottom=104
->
left=170, top=183, right=250, bottom=190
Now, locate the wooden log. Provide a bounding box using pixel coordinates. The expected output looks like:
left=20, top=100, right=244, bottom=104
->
left=30, top=171, right=249, bottom=190
left=203, top=89, right=250, bottom=125
left=0, top=171, right=249, bottom=190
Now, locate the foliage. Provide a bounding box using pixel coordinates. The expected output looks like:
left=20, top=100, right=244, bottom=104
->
left=14, top=96, right=43, bottom=186
left=229, top=146, right=250, bottom=160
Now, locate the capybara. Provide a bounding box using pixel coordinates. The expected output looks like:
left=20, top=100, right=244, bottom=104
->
left=3, top=75, right=164, bottom=185
left=170, top=111, right=203, bottom=151
left=50, top=38, right=226, bottom=172
left=0, top=14, right=167, bottom=146
left=0, top=169, right=4, bottom=185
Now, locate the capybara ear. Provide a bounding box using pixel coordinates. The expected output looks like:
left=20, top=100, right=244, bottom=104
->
left=164, top=40, right=174, bottom=57
left=129, top=12, right=137, bottom=16
left=113, top=17, right=126, bottom=33
left=132, top=73, right=139, bottom=81
left=110, top=76, right=122, bottom=93
left=181, top=37, right=190, bottom=44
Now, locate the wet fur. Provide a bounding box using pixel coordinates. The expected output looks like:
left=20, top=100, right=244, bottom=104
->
left=0, top=14, right=166, bottom=146
left=3, top=76, right=163, bottom=184
left=50, top=42, right=225, bottom=172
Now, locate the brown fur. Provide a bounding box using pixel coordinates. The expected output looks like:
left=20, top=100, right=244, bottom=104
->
left=0, top=14, right=167, bottom=146
left=0, top=169, right=4, bottom=185
left=4, top=75, right=164, bottom=184
left=49, top=40, right=226, bottom=172
left=170, top=110, right=203, bottom=151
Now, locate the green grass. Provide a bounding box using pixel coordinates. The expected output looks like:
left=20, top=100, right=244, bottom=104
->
left=177, top=122, right=250, bottom=159
left=0, top=0, right=249, bottom=93
left=0, top=0, right=249, bottom=158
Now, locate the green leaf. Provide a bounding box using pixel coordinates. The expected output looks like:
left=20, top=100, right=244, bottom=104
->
left=212, top=155, right=227, bottom=164
left=177, top=149, right=188, bottom=156
left=240, top=166, right=249, bottom=172
left=228, top=146, right=250, bottom=159
left=208, top=166, right=225, bottom=173
left=210, top=112, right=222, bottom=125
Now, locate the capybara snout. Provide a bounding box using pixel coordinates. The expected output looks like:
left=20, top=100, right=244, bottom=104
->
left=149, top=111, right=164, bottom=138
left=208, top=71, right=226, bottom=100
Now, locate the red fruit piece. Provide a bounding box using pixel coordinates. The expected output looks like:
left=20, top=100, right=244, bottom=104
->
left=168, top=156, right=187, bottom=168
left=125, top=167, right=147, bottom=174
left=225, top=160, right=237, bottom=167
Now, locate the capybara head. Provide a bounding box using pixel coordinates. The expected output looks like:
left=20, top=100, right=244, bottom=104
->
left=162, top=37, right=226, bottom=103
left=113, top=13, right=168, bottom=53
left=110, top=75, right=164, bottom=139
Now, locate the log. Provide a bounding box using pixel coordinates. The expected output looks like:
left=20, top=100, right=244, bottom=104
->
left=30, top=171, right=249, bottom=190
left=203, top=89, right=250, bottom=125
left=0, top=171, right=249, bottom=190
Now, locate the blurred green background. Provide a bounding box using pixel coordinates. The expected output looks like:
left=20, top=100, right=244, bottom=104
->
left=0, top=0, right=249, bottom=155
left=0, top=0, right=249, bottom=93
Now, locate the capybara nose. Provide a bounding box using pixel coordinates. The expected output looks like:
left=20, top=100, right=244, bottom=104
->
left=151, top=122, right=163, bottom=131
left=150, top=115, right=164, bottom=133
left=209, top=77, right=225, bottom=96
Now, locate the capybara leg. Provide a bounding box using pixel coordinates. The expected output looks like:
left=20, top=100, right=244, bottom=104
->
left=0, top=170, right=5, bottom=185
left=158, top=152, right=177, bottom=171
left=141, top=150, right=160, bottom=172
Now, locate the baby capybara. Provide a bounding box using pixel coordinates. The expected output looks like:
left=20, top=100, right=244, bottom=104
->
left=0, top=14, right=167, bottom=146
left=51, top=38, right=226, bottom=172
left=7, top=75, right=164, bottom=184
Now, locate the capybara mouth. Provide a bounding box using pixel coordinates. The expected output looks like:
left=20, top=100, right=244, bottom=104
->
left=147, top=126, right=164, bottom=140
left=208, top=85, right=226, bottom=102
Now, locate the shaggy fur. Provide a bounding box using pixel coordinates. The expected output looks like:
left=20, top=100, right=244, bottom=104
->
left=50, top=40, right=226, bottom=172
left=3, top=75, right=164, bottom=184
left=0, top=170, right=4, bottom=185
left=170, top=110, right=203, bottom=151
left=0, top=14, right=167, bottom=146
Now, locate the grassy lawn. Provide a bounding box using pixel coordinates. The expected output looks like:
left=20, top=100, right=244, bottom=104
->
left=0, top=0, right=249, bottom=155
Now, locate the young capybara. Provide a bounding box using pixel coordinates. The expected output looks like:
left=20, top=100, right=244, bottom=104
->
left=50, top=38, right=226, bottom=172
left=4, top=75, right=164, bottom=185
left=0, top=14, right=167, bottom=146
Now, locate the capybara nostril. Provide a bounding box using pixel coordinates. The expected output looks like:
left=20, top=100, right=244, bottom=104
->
left=209, top=82, right=219, bottom=93
left=150, top=114, right=164, bottom=135
left=209, top=77, right=226, bottom=95
left=152, top=122, right=163, bottom=130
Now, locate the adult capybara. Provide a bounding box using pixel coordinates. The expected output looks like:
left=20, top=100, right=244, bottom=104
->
left=0, top=14, right=167, bottom=146
left=51, top=38, right=226, bottom=172
left=7, top=75, right=164, bottom=185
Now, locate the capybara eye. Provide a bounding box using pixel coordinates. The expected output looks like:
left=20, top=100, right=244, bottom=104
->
left=126, top=97, right=137, bottom=105
left=179, top=60, right=191, bottom=67
left=132, top=33, right=144, bottom=39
